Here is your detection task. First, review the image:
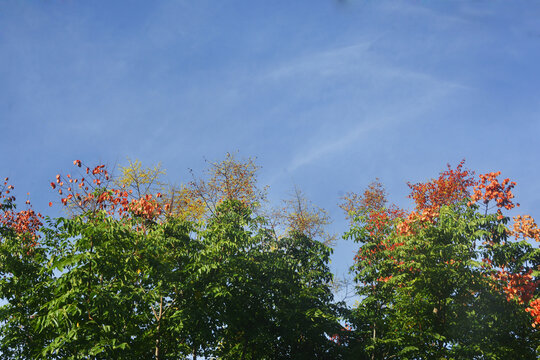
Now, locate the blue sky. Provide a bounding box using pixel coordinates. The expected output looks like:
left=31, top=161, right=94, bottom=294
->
left=1, top=0, right=540, bottom=281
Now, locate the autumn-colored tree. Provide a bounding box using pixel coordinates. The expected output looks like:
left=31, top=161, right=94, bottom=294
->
left=344, top=163, right=539, bottom=359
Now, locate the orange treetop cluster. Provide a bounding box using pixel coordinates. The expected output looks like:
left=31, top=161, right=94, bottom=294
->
left=0, top=178, right=43, bottom=252
left=393, top=161, right=476, bottom=236
left=51, top=160, right=167, bottom=222
left=408, top=160, right=475, bottom=212
left=512, top=215, right=540, bottom=243
left=469, top=171, right=518, bottom=210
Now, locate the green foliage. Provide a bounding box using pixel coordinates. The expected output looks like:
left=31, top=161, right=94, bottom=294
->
left=194, top=200, right=342, bottom=359
left=1, top=194, right=341, bottom=359
left=345, top=201, right=539, bottom=359
left=2, top=159, right=539, bottom=359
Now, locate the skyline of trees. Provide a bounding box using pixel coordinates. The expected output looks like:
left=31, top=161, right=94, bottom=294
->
left=1, top=155, right=538, bottom=359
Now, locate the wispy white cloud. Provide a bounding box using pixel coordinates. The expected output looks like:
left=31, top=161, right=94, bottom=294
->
left=264, top=41, right=375, bottom=80
left=262, top=40, right=468, bottom=173
left=261, top=36, right=468, bottom=92
left=285, top=81, right=451, bottom=173
left=286, top=119, right=379, bottom=172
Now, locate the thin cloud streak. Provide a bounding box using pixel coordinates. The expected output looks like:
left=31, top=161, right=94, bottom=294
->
left=287, top=120, right=379, bottom=172
left=266, top=42, right=469, bottom=173
left=263, top=41, right=375, bottom=80
left=286, top=80, right=462, bottom=173
left=263, top=39, right=469, bottom=89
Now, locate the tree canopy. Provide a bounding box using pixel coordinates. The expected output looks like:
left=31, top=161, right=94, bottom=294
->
left=1, top=157, right=538, bottom=359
